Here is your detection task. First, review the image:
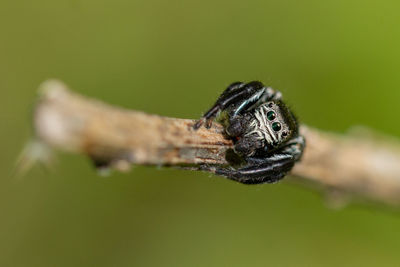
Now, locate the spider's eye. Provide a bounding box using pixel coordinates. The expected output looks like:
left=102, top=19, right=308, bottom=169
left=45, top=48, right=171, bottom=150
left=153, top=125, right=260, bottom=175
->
left=267, top=111, right=276, bottom=121
left=282, top=131, right=288, bottom=137
left=272, top=122, right=281, bottom=132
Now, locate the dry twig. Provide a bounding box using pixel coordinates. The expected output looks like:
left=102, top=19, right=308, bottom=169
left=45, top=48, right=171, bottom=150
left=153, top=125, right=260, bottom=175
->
left=29, top=80, right=400, bottom=206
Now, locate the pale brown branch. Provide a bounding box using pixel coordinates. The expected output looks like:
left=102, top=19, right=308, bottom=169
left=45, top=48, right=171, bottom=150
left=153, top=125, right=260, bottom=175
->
left=31, top=80, right=400, bottom=206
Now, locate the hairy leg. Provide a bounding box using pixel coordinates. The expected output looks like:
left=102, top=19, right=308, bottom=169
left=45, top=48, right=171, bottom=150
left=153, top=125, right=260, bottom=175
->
left=215, top=136, right=305, bottom=184
left=193, top=81, right=265, bottom=129
left=215, top=153, right=295, bottom=184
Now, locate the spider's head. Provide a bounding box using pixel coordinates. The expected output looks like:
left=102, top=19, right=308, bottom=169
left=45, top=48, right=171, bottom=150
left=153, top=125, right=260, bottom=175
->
left=263, top=100, right=298, bottom=148
left=233, top=100, right=298, bottom=156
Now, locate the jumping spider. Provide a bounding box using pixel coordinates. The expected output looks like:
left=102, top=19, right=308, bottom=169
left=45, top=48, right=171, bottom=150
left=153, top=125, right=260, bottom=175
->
left=193, top=81, right=305, bottom=184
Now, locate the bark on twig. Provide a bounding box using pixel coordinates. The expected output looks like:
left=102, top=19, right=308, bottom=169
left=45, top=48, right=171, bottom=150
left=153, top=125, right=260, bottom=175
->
left=30, top=80, right=400, bottom=206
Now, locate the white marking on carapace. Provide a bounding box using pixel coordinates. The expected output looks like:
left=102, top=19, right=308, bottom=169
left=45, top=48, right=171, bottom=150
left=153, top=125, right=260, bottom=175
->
left=245, top=104, right=281, bottom=145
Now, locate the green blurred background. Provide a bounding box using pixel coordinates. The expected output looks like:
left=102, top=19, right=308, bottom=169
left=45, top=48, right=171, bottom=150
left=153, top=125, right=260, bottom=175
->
left=2, top=0, right=400, bottom=266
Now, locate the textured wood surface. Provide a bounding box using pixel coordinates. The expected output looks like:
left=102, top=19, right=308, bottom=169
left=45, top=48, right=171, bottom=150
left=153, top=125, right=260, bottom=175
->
left=32, top=80, right=400, bottom=206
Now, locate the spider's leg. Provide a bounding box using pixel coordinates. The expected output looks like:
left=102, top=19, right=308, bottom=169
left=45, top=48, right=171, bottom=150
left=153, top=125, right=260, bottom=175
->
left=230, top=86, right=283, bottom=117
left=194, top=81, right=265, bottom=129
left=223, top=88, right=285, bottom=136
left=215, top=135, right=305, bottom=184
left=259, top=87, right=282, bottom=102
left=218, top=81, right=246, bottom=99
left=195, top=82, right=246, bottom=129
left=279, top=136, right=305, bottom=161
left=216, top=153, right=295, bottom=184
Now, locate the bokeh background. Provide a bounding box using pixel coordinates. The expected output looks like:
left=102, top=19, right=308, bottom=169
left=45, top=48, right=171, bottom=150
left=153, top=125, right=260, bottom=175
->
left=2, top=0, right=400, bottom=266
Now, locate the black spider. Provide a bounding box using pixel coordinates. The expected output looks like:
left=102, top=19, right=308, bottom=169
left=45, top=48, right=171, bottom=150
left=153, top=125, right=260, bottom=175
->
left=193, top=81, right=305, bottom=184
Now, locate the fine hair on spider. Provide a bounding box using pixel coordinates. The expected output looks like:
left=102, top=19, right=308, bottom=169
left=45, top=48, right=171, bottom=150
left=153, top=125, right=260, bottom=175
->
left=194, top=81, right=305, bottom=184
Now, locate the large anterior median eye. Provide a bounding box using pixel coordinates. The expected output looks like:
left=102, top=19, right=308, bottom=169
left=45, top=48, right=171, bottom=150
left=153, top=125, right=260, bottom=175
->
left=272, top=122, right=281, bottom=131
left=267, top=111, right=276, bottom=120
